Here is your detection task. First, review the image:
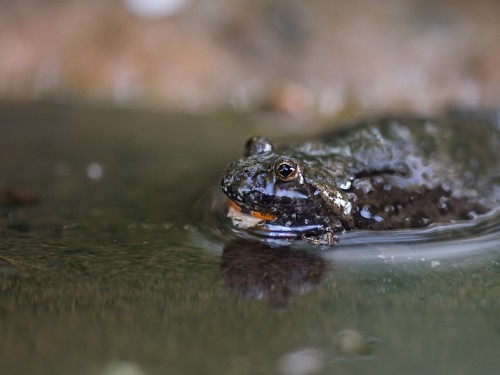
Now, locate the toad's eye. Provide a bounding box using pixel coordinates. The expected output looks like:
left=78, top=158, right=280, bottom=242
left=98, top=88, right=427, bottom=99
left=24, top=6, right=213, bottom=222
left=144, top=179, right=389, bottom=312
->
left=274, top=158, right=300, bottom=182
left=244, top=136, right=273, bottom=156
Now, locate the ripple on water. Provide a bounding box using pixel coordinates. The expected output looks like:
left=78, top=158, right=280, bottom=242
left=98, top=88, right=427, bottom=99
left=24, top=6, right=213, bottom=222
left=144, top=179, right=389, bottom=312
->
left=194, top=187, right=500, bottom=267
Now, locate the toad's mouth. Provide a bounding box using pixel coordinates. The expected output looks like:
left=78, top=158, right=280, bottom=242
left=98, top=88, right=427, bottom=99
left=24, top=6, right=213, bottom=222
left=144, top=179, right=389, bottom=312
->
left=228, top=199, right=277, bottom=221
left=226, top=198, right=332, bottom=243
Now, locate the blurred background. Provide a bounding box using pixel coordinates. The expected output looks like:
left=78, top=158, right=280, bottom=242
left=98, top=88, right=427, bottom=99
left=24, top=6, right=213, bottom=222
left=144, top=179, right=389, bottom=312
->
left=1, top=0, right=500, bottom=118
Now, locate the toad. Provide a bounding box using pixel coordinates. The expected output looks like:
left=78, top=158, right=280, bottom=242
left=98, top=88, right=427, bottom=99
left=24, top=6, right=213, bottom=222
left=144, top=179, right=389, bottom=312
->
left=220, top=116, right=500, bottom=245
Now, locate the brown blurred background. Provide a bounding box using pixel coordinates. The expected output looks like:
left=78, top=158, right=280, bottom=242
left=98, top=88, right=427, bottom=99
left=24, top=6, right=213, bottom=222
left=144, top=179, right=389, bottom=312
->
left=1, top=0, right=500, bottom=117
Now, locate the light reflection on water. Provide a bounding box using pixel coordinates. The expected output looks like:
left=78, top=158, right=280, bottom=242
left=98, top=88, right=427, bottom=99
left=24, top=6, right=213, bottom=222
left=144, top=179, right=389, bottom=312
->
left=328, top=211, right=500, bottom=266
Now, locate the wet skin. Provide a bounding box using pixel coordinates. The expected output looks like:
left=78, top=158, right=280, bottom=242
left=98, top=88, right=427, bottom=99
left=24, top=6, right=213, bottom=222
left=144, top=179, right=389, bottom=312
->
left=220, top=116, right=500, bottom=244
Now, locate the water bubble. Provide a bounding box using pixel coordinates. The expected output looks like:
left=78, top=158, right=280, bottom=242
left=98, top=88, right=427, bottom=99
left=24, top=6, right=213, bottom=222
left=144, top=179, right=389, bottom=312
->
left=277, top=348, right=326, bottom=375
left=87, top=163, right=103, bottom=180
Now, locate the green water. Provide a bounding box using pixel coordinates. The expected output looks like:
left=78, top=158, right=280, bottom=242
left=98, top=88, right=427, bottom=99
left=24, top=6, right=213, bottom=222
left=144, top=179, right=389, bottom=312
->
left=0, top=102, right=499, bottom=375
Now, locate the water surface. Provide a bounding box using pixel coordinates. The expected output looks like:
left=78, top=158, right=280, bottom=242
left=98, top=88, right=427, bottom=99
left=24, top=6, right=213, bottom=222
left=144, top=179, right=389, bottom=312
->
left=0, top=102, right=499, bottom=375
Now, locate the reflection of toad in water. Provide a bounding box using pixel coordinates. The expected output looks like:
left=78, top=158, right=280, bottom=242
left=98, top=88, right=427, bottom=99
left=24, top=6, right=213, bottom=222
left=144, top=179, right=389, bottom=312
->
left=220, top=239, right=327, bottom=308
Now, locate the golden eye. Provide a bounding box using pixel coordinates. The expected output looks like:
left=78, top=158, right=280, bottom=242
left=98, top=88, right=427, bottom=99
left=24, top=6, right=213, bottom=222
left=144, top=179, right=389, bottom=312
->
left=274, top=158, right=299, bottom=181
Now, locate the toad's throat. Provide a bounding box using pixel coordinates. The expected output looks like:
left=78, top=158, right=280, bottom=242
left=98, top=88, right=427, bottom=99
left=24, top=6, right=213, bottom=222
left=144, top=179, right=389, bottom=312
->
left=228, top=199, right=278, bottom=221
